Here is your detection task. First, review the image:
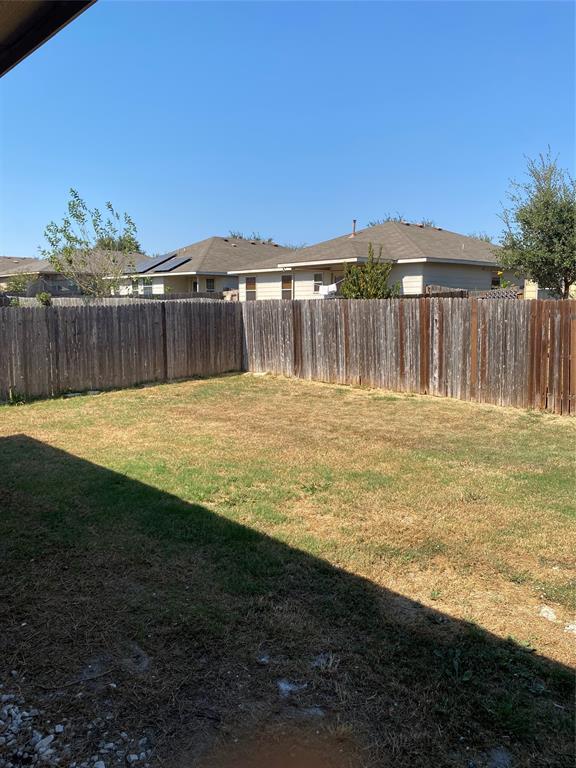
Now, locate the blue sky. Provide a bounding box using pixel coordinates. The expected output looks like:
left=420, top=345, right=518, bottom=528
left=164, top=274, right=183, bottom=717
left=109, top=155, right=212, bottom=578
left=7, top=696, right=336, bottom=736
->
left=0, top=0, right=574, bottom=256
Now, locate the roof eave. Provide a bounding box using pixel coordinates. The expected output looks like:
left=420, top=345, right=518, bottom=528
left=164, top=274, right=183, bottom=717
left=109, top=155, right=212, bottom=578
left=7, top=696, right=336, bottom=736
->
left=277, top=257, right=365, bottom=268
left=0, top=1, right=96, bottom=78
left=229, top=267, right=285, bottom=275
left=401, top=256, right=501, bottom=267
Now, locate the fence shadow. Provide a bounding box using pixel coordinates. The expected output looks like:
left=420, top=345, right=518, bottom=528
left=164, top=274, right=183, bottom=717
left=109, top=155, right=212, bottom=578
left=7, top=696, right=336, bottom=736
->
left=0, top=435, right=573, bottom=767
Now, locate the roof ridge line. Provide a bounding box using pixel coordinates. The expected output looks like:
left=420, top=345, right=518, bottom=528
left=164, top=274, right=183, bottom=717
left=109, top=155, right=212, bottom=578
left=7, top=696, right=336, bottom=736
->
left=389, top=221, right=428, bottom=259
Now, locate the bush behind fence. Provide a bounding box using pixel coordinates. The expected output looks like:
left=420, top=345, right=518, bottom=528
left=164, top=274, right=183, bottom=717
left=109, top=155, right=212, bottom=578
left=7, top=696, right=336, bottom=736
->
left=0, top=298, right=573, bottom=414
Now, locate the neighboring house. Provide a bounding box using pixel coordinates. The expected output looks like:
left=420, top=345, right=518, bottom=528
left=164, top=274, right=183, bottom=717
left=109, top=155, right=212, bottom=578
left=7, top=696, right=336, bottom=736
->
left=0, top=256, right=80, bottom=295
left=522, top=279, right=575, bottom=300
left=229, top=222, right=522, bottom=300
left=117, top=237, right=289, bottom=295
left=1, top=253, right=150, bottom=296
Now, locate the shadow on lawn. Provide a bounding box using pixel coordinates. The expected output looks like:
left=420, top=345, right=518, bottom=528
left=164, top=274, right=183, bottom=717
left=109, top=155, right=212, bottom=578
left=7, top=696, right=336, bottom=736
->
left=0, top=435, right=573, bottom=768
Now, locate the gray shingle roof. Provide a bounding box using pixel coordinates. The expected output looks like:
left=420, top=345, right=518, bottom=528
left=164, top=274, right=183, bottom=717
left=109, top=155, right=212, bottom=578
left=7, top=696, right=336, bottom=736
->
left=0, top=253, right=150, bottom=278
left=133, top=237, right=289, bottom=276
left=0, top=257, right=57, bottom=276
left=275, top=222, right=501, bottom=268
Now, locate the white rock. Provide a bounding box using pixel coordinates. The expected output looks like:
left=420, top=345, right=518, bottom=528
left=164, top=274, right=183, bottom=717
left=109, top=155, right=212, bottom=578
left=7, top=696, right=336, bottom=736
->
left=35, top=734, right=55, bottom=753
left=564, top=623, right=576, bottom=634
left=54, top=724, right=65, bottom=734
left=539, top=605, right=557, bottom=622
left=94, top=762, right=106, bottom=768
left=277, top=679, right=308, bottom=697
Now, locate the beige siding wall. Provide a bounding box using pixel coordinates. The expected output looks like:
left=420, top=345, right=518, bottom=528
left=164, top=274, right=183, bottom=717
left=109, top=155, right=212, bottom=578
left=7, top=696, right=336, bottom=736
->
left=389, top=264, right=424, bottom=295
left=293, top=270, right=333, bottom=299
left=240, top=267, right=421, bottom=300
left=523, top=279, right=539, bottom=300
left=421, top=263, right=495, bottom=291
left=239, top=273, right=283, bottom=301
left=116, top=274, right=238, bottom=296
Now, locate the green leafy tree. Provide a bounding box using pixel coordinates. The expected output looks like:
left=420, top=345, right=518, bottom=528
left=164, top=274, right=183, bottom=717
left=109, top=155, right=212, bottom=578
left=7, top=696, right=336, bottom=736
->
left=42, top=189, right=141, bottom=297
left=228, top=230, right=274, bottom=243
left=35, top=291, right=52, bottom=306
left=499, top=151, right=576, bottom=299
left=340, top=243, right=400, bottom=299
left=468, top=231, right=493, bottom=243
left=6, top=273, right=32, bottom=296
left=95, top=232, right=143, bottom=253
left=367, top=212, right=405, bottom=227
left=367, top=214, right=436, bottom=228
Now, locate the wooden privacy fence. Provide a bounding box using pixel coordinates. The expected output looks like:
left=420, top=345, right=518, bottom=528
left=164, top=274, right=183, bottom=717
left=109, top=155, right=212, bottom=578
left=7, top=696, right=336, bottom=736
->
left=0, top=300, right=242, bottom=402
left=242, top=298, right=576, bottom=415
left=0, top=298, right=574, bottom=414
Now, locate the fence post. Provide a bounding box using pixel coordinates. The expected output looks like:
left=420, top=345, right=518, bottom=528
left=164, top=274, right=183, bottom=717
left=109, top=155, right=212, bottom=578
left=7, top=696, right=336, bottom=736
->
left=161, top=301, right=168, bottom=382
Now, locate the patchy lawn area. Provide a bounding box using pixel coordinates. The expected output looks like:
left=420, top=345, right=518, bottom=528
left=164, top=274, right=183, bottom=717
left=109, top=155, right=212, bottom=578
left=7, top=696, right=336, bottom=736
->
left=0, top=374, right=574, bottom=767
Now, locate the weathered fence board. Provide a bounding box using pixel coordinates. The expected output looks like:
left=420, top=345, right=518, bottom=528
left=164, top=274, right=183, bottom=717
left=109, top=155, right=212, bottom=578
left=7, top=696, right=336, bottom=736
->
left=242, top=298, right=575, bottom=415
left=0, top=301, right=241, bottom=402
left=0, top=298, right=573, bottom=414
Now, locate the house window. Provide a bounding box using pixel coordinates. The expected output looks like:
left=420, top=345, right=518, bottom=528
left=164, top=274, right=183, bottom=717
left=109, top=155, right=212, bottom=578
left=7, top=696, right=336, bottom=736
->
left=491, top=272, right=501, bottom=289
left=313, top=273, right=324, bottom=293
left=206, top=278, right=215, bottom=292
left=246, top=276, right=256, bottom=301
left=139, top=277, right=153, bottom=295
left=192, top=280, right=198, bottom=293
left=281, top=274, right=293, bottom=300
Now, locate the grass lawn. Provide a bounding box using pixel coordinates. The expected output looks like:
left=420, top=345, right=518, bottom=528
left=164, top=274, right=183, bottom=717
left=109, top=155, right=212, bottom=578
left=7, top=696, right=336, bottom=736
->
left=0, top=374, right=574, bottom=767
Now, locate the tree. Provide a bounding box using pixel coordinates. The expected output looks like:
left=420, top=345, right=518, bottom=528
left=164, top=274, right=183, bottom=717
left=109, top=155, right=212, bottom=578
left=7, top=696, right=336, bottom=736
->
left=367, top=214, right=436, bottom=228
left=5, top=273, right=32, bottom=296
left=468, top=231, right=493, bottom=243
left=95, top=232, right=143, bottom=253
left=228, top=230, right=274, bottom=243
left=282, top=241, right=307, bottom=250
left=340, top=243, right=400, bottom=299
left=367, top=212, right=404, bottom=227
left=42, top=189, right=141, bottom=297
left=498, top=151, right=576, bottom=299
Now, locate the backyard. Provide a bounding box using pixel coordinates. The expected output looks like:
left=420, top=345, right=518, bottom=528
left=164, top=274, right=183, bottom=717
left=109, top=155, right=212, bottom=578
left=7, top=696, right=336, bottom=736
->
left=0, top=374, right=574, bottom=767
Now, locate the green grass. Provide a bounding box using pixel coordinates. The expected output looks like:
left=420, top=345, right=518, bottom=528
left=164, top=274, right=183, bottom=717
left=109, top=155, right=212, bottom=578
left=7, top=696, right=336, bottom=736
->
left=0, top=374, right=574, bottom=767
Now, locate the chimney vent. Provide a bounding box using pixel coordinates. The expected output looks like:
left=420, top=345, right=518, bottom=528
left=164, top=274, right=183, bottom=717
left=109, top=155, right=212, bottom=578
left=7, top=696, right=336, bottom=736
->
left=348, top=219, right=357, bottom=238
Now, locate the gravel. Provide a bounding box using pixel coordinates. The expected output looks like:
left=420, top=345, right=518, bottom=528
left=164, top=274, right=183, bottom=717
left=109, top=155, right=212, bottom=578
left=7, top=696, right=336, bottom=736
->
left=0, top=679, right=154, bottom=767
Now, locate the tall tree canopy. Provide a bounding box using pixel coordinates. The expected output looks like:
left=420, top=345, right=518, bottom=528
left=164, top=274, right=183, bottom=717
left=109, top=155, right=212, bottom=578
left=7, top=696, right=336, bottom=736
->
left=499, top=151, right=576, bottom=299
left=42, top=189, right=142, bottom=297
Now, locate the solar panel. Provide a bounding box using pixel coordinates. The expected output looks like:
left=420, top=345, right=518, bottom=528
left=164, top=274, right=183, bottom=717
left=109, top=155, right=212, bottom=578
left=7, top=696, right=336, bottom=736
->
left=153, top=256, right=190, bottom=273
left=135, top=253, right=178, bottom=274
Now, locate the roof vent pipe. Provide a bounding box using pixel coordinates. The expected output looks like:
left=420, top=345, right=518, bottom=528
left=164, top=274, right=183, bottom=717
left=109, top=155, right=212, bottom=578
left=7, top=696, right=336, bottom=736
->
left=348, top=219, right=357, bottom=238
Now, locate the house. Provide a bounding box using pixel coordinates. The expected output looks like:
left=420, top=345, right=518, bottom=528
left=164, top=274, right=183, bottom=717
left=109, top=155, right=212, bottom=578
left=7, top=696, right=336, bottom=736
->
left=229, top=221, right=522, bottom=300
left=117, top=237, right=289, bottom=296
left=0, top=257, right=80, bottom=295
left=1, top=253, right=150, bottom=297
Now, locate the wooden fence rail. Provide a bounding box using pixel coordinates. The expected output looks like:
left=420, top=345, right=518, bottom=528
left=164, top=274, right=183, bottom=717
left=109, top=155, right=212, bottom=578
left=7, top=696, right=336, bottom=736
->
left=15, top=294, right=223, bottom=306
left=0, top=298, right=573, bottom=414
left=242, top=298, right=576, bottom=415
